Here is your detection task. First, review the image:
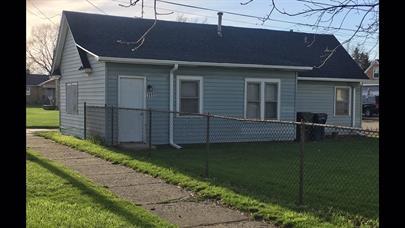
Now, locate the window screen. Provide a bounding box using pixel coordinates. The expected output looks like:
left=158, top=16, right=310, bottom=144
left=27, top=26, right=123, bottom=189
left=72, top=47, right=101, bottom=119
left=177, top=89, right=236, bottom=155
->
left=180, top=81, right=199, bottom=114
left=246, top=82, right=261, bottom=119
left=265, top=83, right=278, bottom=119
left=66, top=82, right=78, bottom=114
left=335, top=87, right=350, bottom=115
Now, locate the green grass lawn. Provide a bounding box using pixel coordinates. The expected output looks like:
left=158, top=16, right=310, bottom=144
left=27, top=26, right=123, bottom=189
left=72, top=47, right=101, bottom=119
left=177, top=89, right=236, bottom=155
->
left=26, top=149, right=175, bottom=228
left=37, top=131, right=379, bottom=227
left=26, top=107, right=59, bottom=128
left=143, top=138, right=379, bottom=219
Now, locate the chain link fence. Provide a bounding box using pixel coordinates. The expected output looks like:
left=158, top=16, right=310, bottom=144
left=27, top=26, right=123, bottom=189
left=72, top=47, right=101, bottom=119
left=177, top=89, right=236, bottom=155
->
left=84, top=104, right=379, bottom=221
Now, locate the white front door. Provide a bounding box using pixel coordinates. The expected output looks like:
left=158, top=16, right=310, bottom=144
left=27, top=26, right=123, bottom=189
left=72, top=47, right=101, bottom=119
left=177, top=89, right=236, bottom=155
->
left=118, top=77, right=145, bottom=142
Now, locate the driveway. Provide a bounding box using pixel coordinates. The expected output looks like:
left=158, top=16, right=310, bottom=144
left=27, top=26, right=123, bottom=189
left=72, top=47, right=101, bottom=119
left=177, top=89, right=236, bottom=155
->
left=362, top=117, right=379, bottom=131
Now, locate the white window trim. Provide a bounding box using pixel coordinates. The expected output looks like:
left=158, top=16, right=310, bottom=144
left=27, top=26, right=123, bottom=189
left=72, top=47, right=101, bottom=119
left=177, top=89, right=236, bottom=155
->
left=66, top=82, right=78, bottom=115
left=26, top=87, right=31, bottom=96
left=176, top=75, right=203, bottom=117
left=244, top=78, right=281, bottom=120
left=334, top=86, right=352, bottom=117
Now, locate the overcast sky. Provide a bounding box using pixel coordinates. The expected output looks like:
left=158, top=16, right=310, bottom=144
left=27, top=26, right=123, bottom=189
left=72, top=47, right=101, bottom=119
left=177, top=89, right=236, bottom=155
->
left=26, top=0, right=379, bottom=59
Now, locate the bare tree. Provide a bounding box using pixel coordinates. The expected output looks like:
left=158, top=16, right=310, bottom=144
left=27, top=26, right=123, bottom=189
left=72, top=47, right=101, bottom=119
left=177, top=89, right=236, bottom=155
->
left=241, top=0, right=379, bottom=68
left=26, top=24, right=59, bottom=75
left=117, top=0, right=171, bottom=51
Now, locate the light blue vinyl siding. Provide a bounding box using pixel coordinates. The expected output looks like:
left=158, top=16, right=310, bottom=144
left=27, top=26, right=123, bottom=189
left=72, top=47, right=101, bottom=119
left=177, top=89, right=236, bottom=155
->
left=59, top=29, right=106, bottom=139
left=296, top=81, right=361, bottom=128
left=105, top=63, right=297, bottom=145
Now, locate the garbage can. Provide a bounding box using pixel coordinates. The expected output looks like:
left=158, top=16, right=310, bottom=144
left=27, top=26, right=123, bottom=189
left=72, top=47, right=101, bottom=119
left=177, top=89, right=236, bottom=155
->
left=296, top=112, right=314, bottom=141
left=312, top=113, right=328, bottom=141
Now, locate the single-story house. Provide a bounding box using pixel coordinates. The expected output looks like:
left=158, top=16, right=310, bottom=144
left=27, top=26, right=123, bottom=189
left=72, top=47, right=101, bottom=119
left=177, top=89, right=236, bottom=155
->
left=26, top=73, right=57, bottom=106
left=51, top=11, right=367, bottom=146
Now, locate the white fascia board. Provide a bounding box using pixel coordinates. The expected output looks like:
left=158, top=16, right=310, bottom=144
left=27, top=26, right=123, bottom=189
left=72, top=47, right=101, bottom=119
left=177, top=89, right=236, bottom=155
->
left=297, top=77, right=365, bottom=82
left=98, top=56, right=313, bottom=71
left=75, top=44, right=99, bottom=59
left=51, top=14, right=68, bottom=74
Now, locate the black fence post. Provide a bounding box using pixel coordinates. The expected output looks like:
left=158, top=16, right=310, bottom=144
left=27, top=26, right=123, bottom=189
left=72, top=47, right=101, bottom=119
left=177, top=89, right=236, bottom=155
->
left=205, top=113, right=210, bottom=178
left=298, top=120, right=305, bottom=205
left=111, top=105, right=114, bottom=146
left=148, top=108, right=152, bottom=155
left=83, top=102, right=87, bottom=140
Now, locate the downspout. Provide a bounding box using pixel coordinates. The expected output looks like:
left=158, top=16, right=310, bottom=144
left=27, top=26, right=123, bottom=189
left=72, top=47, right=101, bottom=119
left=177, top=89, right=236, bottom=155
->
left=169, top=64, right=182, bottom=149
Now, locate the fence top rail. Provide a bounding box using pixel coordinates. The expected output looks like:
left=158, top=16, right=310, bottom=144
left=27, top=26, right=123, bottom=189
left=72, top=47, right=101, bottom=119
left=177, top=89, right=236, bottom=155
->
left=86, top=105, right=379, bottom=134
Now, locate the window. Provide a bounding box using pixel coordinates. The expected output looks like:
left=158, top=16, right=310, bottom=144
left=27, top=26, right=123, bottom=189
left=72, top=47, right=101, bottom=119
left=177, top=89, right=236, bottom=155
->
left=66, top=82, right=78, bottom=114
left=373, top=67, right=379, bottom=79
left=177, top=76, right=202, bottom=115
left=246, top=82, right=261, bottom=118
left=245, top=79, right=280, bottom=120
left=334, top=87, right=351, bottom=116
left=265, top=83, right=278, bottom=119
left=26, top=87, right=31, bottom=96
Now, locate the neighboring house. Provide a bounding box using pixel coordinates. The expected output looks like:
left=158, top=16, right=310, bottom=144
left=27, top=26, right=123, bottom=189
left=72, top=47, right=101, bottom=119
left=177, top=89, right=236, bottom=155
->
left=362, top=60, right=379, bottom=107
left=51, top=11, right=367, bottom=145
left=26, top=74, right=56, bottom=106
left=364, top=59, right=379, bottom=81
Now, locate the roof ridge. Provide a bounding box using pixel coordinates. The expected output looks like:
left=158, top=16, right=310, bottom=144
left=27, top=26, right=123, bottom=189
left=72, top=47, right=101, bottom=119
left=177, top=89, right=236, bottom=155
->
left=62, top=10, right=334, bottom=37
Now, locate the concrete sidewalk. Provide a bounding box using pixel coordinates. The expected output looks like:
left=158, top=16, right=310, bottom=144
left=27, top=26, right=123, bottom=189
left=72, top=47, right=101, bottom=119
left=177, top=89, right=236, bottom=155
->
left=27, top=133, right=274, bottom=228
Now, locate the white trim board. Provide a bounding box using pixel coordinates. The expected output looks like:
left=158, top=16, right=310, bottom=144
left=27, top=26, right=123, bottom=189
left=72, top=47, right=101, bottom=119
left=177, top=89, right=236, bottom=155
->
left=244, top=78, right=281, bottom=121
left=98, top=56, right=313, bottom=71
left=297, top=77, right=365, bottom=82
left=176, top=75, right=203, bottom=117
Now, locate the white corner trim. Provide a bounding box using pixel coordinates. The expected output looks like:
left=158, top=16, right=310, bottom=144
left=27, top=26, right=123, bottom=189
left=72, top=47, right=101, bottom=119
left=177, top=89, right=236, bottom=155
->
left=176, top=75, right=203, bottom=116
left=297, top=77, right=365, bottom=82
left=244, top=78, right=281, bottom=121
left=334, top=86, right=352, bottom=117
left=352, top=87, right=356, bottom=127
left=98, top=56, right=313, bottom=71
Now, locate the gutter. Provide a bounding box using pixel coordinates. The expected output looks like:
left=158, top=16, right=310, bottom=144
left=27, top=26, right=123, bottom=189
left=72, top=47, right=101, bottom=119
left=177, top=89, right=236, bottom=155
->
left=297, top=77, right=365, bottom=82
left=97, top=56, right=313, bottom=71
left=169, top=64, right=182, bottom=149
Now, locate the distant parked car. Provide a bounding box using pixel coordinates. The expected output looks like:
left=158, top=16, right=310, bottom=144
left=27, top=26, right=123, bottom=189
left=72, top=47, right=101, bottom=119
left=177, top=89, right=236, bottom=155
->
left=363, top=104, right=379, bottom=117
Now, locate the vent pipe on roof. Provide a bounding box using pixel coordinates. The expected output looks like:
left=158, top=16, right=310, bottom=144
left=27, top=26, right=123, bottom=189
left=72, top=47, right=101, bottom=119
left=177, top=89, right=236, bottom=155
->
left=217, top=12, right=223, bottom=37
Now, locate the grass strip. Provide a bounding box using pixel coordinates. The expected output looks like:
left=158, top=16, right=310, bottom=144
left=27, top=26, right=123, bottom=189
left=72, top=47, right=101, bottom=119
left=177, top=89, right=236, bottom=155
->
left=36, top=131, right=378, bottom=228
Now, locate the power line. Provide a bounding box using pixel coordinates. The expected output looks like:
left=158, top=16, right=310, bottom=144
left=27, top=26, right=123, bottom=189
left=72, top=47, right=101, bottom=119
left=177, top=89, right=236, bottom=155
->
left=27, top=7, right=61, bottom=20
left=113, top=0, right=376, bottom=40
left=155, top=0, right=365, bottom=33
left=85, top=0, right=108, bottom=14
left=28, top=0, right=57, bottom=25
left=139, top=2, right=288, bottom=30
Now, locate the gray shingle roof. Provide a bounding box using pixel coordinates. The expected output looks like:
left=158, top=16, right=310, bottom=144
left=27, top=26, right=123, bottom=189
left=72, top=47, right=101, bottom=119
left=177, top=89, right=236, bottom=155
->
left=64, top=11, right=367, bottom=80
left=26, top=74, right=49, bottom=86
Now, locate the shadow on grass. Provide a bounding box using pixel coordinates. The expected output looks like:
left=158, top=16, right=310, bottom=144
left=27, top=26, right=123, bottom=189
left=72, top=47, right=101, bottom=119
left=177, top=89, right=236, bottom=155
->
left=27, top=152, right=164, bottom=228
